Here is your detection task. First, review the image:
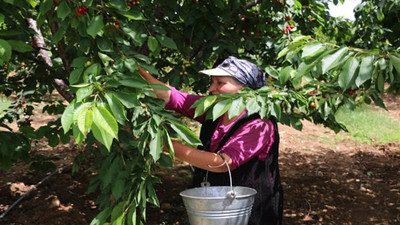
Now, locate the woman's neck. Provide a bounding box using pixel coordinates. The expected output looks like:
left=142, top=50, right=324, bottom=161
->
left=222, top=113, right=239, bottom=126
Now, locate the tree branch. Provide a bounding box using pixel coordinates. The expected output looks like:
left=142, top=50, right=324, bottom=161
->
left=26, top=18, right=74, bottom=103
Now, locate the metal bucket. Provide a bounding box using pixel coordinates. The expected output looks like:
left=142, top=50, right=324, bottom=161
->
left=180, top=160, right=257, bottom=225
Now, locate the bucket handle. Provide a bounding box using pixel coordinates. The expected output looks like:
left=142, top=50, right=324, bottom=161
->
left=204, top=152, right=236, bottom=198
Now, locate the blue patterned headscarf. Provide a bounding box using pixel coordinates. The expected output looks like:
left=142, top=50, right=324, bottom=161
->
left=211, top=56, right=266, bottom=90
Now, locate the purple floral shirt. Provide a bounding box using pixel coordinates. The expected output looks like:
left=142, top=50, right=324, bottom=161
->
left=165, top=86, right=275, bottom=170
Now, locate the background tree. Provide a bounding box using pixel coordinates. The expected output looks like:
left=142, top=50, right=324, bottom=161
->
left=0, top=0, right=399, bottom=224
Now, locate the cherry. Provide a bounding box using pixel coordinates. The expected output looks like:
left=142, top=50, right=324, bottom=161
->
left=285, top=16, right=291, bottom=21
left=114, top=20, right=120, bottom=29
left=53, top=0, right=60, bottom=6
left=76, top=6, right=88, bottom=16
left=310, top=102, right=316, bottom=108
left=348, top=90, right=355, bottom=95
left=283, top=27, right=287, bottom=34
left=309, top=90, right=314, bottom=95
left=127, top=2, right=133, bottom=7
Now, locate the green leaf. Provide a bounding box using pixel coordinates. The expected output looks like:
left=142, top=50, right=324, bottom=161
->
left=83, top=63, right=101, bottom=79
left=169, top=123, right=201, bottom=146
left=124, top=58, right=138, bottom=73
left=111, top=177, right=125, bottom=200
left=279, top=66, right=294, bottom=85
left=72, top=124, right=85, bottom=147
left=57, top=1, right=72, bottom=20
left=295, top=51, right=328, bottom=78
left=149, top=129, right=163, bottom=161
left=277, top=35, right=310, bottom=59
left=376, top=72, right=384, bottom=93
left=122, top=26, right=147, bottom=46
left=71, top=56, right=88, bottom=68
left=76, top=85, right=94, bottom=102
left=97, top=37, right=114, bottom=52
left=355, top=56, right=374, bottom=87
left=7, top=40, right=33, bottom=53
left=246, top=97, right=261, bottom=115
left=228, top=97, right=246, bottom=119
left=389, top=55, right=400, bottom=74
left=212, top=99, right=232, bottom=120
left=191, top=95, right=217, bottom=118
left=77, top=108, right=93, bottom=135
left=105, top=92, right=127, bottom=125
left=149, top=84, right=170, bottom=91
left=93, top=105, right=119, bottom=141
left=111, top=202, right=125, bottom=222
left=61, top=101, right=79, bottom=133
left=338, top=57, right=359, bottom=91
left=69, top=68, right=84, bottom=85
left=290, top=117, right=303, bottom=130
left=98, top=52, right=113, bottom=66
left=48, top=133, right=60, bottom=147
left=119, top=10, right=147, bottom=20
left=114, top=91, right=140, bottom=108
left=53, top=20, right=69, bottom=43
left=0, top=39, right=12, bottom=65
left=321, top=47, right=348, bottom=74
left=269, top=102, right=281, bottom=121
left=91, top=120, right=114, bottom=151
left=162, top=128, right=174, bottom=158
left=119, top=78, right=147, bottom=89
left=302, top=42, right=325, bottom=60
left=156, top=35, right=177, bottom=50
left=90, top=207, right=112, bottom=225
left=87, top=15, right=104, bottom=39
left=146, top=181, right=160, bottom=206
left=147, top=36, right=159, bottom=53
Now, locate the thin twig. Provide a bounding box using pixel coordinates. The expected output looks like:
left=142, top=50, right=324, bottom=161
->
left=0, top=164, right=72, bottom=219
left=305, top=199, right=312, bottom=216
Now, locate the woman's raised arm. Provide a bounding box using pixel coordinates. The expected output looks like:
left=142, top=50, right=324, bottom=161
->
left=138, top=66, right=171, bottom=103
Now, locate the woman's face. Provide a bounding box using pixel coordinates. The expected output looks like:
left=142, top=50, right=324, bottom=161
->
left=208, top=76, right=244, bottom=95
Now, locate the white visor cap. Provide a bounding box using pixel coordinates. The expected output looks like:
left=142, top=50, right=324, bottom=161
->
left=198, top=67, right=233, bottom=76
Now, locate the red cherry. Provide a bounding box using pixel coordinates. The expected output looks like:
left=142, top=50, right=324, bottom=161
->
left=127, top=2, right=133, bottom=6
left=77, top=8, right=83, bottom=13
left=283, top=27, right=287, bottom=34
left=53, top=0, right=60, bottom=6
left=309, top=90, right=314, bottom=95
left=82, top=6, right=88, bottom=11
left=348, top=90, right=355, bottom=95
left=285, top=16, right=291, bottom=21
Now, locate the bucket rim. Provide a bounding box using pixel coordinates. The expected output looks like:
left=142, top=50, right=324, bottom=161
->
left=179, top=186, right=257, bottom=200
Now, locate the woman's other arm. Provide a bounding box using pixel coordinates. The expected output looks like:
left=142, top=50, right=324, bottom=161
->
left=172, top=140, right=233, bottom=173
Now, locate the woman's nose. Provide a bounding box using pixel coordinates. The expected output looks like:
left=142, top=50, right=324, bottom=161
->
left=208, top=83, right=216, bottom=93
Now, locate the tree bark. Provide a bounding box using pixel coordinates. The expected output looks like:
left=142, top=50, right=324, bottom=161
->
left=26, top=18, right=74, bottom=103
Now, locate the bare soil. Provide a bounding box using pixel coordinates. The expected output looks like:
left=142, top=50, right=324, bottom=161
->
left=0, top=94, right=399, bottom=225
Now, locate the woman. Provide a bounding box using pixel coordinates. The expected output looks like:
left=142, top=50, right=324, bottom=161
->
left=139, top=56, right=283, bottom=225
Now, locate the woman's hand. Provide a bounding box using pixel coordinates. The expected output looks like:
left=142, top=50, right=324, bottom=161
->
left=170, top=139, right=233, bottom=173
left=138, top=66, right=171, bottom=103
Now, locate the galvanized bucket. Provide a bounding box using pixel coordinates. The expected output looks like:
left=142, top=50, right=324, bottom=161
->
left=180, top=160, right=257, bottom=225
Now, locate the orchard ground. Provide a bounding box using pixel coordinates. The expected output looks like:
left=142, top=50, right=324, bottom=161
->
left=0, top=94, right=399, bottom=225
